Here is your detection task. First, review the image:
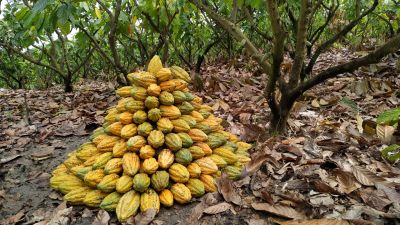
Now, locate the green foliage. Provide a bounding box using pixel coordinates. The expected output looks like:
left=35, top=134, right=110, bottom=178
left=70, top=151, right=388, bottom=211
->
left=381, top=144, right=400, bottom=162
left=377, top=107, right=400, bottom=126
left=0, top=0, right=399, bottom=90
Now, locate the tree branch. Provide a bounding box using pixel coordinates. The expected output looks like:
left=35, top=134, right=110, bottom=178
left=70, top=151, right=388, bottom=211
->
left=188, top=0, right=271, bottom=74
left=288, top=0, right=311, bottom=88
left=265, top=0, right=285, bottom=112
left=0, top=42, right=64, bottom=76
left=305, top=0, right=379, bottom=74
left=291, top=33, right=400, bottom=101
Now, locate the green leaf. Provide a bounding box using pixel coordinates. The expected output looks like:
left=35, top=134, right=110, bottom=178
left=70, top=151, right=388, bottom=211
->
left=381, top=144, right=400, bottom=162
left=340, top=97, right=361, bottom=113
left=32, top=0, right=54, bottom=14
left=377, top=107, right=400, bottom=125
left=15, top=7, right=29, bottom=21
left=57, top=4, right=72, bottom=25
left=59, top=21, right=71, bottom=35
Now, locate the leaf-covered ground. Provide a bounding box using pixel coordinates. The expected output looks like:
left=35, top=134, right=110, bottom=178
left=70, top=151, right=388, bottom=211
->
left=1, top=51, right=399, bottom=225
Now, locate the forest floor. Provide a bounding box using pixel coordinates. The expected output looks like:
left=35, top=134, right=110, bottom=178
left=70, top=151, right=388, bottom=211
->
left=1, top=50, right=400, bottom=225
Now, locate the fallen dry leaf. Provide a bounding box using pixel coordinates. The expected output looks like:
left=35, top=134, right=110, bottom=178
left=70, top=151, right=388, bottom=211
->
left=376, top=124, right=395, bottom=144
left=91, top=210, right=110, bottom=225
left=242, top=151, right=270, bottom=176
left=203, top=202, right=235, bottom=215
left=216, top=174, right=241, bottom=205
left=278, top=219, right=350, bottom=225
left=0, top=155, right=21, bottom=164
left=333, top=169, right=359, bottom=194
left=132, top=208, right=157, bottom=225
left=0, top=211, right=24, bottom=225
left=251, top=203, right=306, bottom=219
left=352, top=166, right=388, bottom=187
left=46, top=202, right=73, bottom=225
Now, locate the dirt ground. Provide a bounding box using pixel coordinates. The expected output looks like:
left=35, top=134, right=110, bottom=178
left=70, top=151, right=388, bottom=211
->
left=1, top=51, right=400, bottom=225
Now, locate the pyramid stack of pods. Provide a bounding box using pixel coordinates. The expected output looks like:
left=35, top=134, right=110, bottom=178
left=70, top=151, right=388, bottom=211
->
left=50, top=55, right=253, bottom=222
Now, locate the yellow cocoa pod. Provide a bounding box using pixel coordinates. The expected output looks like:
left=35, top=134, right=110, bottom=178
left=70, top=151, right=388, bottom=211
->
left=187, top=162, right=201, bottom=178
left=139, top=145, right=155, bottom=160
left=170, top=66, right=191, bottom=82
left=104, top=158, right=123, bottom=174
left=159, top=91, right=174, bottom=105
left=171, top=119, right=190, bottom=133
left=127, top=135, right=146, bottom=151
left=159, top=189, right=174, bottom=207
left=76, top=143, right=98, bottom=161
left=116, top=175, right=133, bottom=193
left=170, top=183, right=192, bottom=204
left=70, top=165, right=92, bottom=179
left=157, top=149, right=174, bottom=169
left=200, top=174, right=217, bottom=192
left=159, top=80, right=176, bottom=92
left=63, top=155, right=83, bottom=169
left=117, top=112, right=133, bottom=125
left=237, top=141, right=252, bottom=151
left=97, top=174, right=120, bottom=192
left=147, top=84, right=161, bottom=96
left=83, top=153, right=102, bottom=167
left=188, top=146, right=205, bottom=159
left=190, top=111, right=204, bottom=122
left=157, top=118, right=174, bottom=133
left=160, top=105, right=181, bottom=120
left=188, top=129, right=208, bottom=142
left=140, top=188, right=160, bottom=212
left=141, top=158, right=159, bottom=174
left=150, top=171, right=169, bottom=192
left=186, top=178, right=205, bottom=197
left=50, top=174, right=85, bottom=194
left=213, top=147, right=238, bottom=165
left=92, top=152, right=113, bottom=169
left=156, top=68, right=172, bottom=82
left=128, top=72, right=157, bottom=88
left=64, top=187, right=91, bottom=204
left=195, top=157, right=218, bottom=175
left=209, top=154, right=227, bottom=168
left=147, top=55, right=163, bottom=74
left=91, top=134, right=110, bottom=146
left=83, top=189, right=108, bottom=207
left=236, top=154, right=251, bottom=164
left=194, top=142, right=212, bottom=156
left=84, top=169, right=105, bottom=187
left=168, top=163, right=189, bottom=183
left=97, top=136, right=120, bottom=152
left=52, top=164, right=68, bottom=176
left=100, top=192, right=122, bottom=211
left=172, top=79, right=187, bottom=91
left=113, top=140, right=128, bottom=157
left=116, top=86, right=134, bottom=97
left=133, top=173, right=150, bottom=192
left=122, top=153, right=140, bottom=176
left=165, top=133, right=182, bottom=151
left=125, top=100, right=145, bottom=113
left=121, top=124, right=137, bottom=139
left=133, top=110, right=147, bottom=124
left=147, top=130, right=165, bottom=148
left=104, top=122, right=123, bottom=136
left=147, top=108, right=161, bottom=122
left=116, top=190, right=140, bottom=222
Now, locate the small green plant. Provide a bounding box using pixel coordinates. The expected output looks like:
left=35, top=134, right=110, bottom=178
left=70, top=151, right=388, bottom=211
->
left=377, top=107, right=400, bottom=162
left=381, top=144, right=400, bottom=162
left=377, top=107, right=400, bottom=128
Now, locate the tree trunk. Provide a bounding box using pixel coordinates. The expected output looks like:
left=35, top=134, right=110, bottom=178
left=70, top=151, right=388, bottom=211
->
left=269, top=104, right=291, bottom=134
left=269, top=95, right=296, bottom=134
left=64, top=75, right=73, bottom=92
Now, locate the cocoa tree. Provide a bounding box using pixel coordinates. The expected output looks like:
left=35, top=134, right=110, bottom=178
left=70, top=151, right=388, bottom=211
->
left=189, top=0, right=400, bottom=134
